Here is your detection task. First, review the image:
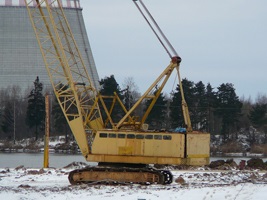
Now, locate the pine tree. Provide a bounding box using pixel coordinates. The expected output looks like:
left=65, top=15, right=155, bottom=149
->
left=99, top=75, right=124, bottom=125
left=205, top=83, right=217, bottom=134
left=249, top=103, right=267, bottom=128
left=170, top=78, right=194, bottom=128
left=52, top=94, right=70, bottom=142
left=52, top=84, right=71, bottom=142
left=215, top=83, right=242, bottom=141
left=192, top=81, right=207, bottom=130
left=169, top=87, right=182, bottom=128
left=26, top=76, right=45, bottom=140
left=144, top=91, right=167, bottom=130
left=248, top=103, right=267, bottom=144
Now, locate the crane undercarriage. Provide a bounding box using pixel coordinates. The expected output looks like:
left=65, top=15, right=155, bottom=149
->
left=68, top=164, right=173, bottom=185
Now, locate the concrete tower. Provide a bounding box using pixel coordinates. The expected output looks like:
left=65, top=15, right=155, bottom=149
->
left=0, top=0, right=99, bottom=92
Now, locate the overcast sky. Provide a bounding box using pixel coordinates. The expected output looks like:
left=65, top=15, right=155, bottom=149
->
left=80, top=0, right=266, bottom=101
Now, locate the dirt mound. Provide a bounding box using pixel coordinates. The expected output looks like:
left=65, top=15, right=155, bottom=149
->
left=247, top=158, right=267, bottom=170
left=210, top=158, right=267, bottom=170
left=209, top=159, right=238, bottom=170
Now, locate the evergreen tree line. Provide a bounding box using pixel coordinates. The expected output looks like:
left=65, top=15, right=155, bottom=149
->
left=0, top=76, right=266, bottom=145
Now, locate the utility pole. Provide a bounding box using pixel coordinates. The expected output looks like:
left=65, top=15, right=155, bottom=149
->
left=13, top=100, right=16, bottom=144
left=43, top=94, right=50, bottom=168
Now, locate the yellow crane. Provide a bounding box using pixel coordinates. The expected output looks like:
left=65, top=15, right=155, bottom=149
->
left=25, top=0, right=210, bottom=184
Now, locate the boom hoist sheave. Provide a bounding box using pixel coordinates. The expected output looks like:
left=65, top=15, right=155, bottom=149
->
left=25, top=0, right=210, bottom=185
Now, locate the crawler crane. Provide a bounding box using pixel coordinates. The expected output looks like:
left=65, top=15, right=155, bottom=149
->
left=25, top=0, right=210, bottom=184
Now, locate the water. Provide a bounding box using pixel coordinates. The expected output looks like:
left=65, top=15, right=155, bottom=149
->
left=0, top=153, right=266, bottom=168
left=0, top=152, right=92, bottom=168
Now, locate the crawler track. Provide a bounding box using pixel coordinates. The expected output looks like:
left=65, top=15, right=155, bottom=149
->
left=68, top=166, right=173, bottom=185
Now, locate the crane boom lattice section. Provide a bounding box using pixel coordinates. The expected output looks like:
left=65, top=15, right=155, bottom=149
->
left=24, top=0, right=104, bottom=156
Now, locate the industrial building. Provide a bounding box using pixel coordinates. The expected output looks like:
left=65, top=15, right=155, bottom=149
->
left=0, top=0, right=99, bottom=92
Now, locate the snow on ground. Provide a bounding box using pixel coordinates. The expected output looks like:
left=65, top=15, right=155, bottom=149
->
left=0, top=165, right=267, bottom=200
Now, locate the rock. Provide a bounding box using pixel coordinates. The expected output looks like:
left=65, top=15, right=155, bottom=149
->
left=239, top=160, right=246, bottom=170
left=203, top=173, right=210, bottom=177
left=217, top=164, right=231, bottom=170
left=175, top=176, right=185, bottom=185
left=226, top=159, right=238, bottom=168
left=209, top=160, right=225, bottom=168
left=39, top=168, right=46, bottom=174
left=247, top=158, right=265, bottom=169
left=18, top=184, right=31, bottom=188
left=27, top=170, right=39, bottom=175
left=15, top=165, right=25, bottom=171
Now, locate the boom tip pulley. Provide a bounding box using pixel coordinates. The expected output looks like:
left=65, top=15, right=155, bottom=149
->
left=172, top=56, right=182, bottom=64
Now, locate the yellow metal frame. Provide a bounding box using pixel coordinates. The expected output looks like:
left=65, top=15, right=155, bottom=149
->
left=116, top=57, right=181, bottom=130
left=176, top=65, right=192, bottom=132
left=25, top=0, right=104, bottom=156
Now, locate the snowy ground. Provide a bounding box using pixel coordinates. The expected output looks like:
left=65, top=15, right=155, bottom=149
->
left=1, top=164, right=267, bottom=200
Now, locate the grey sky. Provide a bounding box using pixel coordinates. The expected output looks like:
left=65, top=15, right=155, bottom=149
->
left=81, top=0, right=266, bottom=101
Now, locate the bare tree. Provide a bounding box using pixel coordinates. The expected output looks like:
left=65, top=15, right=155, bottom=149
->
left=0, top=85, right=27, bottom=141
left=255, top=93, right=267, bottom=104
left=121, top=77, right=142, bottom=116
left=122, top=77, right=141, bottom=103
left=239, top=96, right=253, bottom=129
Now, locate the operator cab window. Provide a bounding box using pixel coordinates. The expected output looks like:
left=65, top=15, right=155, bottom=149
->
left=163, top=135, right=172, bottom=140
left=154, top=135, right=162, bottom=140
left=118, top=134, right=126, bottom=138
left=136, top=134, right=144, bottom=139
left=99, top=133, right=108, bottom=138
left=127, top=134, right=135, bottom=139
left=108, top=133, right=117, bottom=138
left=145, top=135, right=153, bottom=139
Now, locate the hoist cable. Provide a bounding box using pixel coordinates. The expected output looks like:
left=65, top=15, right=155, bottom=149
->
left=138, top=0, right=179, bottom=57
left=133, top=0, right=172, bottom=58
left=133, top=0, right=179, bottom=58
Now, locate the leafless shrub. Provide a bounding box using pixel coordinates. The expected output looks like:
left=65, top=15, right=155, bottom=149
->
left=251, top=144, right=267, bottom=155
left=220, top=142, right=243, bottom=153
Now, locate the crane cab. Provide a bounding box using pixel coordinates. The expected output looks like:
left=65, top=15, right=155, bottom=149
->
left=87, top=130, right=210, bottom=166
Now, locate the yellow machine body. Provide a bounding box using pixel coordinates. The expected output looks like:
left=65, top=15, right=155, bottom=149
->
left=87, top=131, right=210, bottom=166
